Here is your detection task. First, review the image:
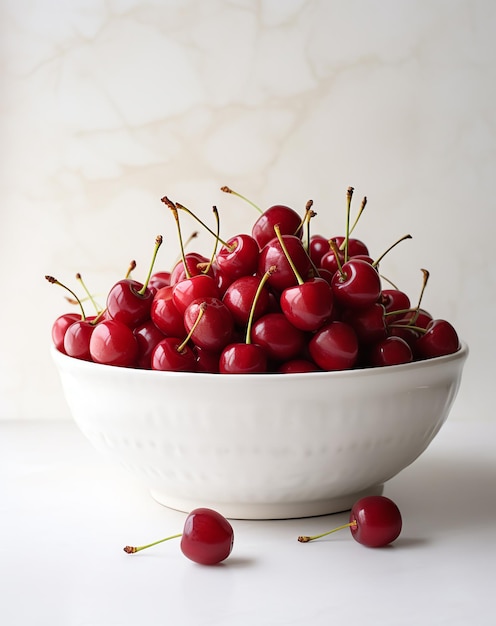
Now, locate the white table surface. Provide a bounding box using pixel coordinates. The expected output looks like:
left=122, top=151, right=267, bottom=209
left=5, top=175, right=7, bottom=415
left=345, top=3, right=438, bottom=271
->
left=1, top=417, right=495, bottom=626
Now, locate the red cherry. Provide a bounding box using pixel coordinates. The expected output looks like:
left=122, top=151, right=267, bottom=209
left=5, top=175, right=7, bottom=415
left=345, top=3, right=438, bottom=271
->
left=169, top=252, right=212, bottom=285
left=381, top=289, right=411, bottom=323
left=63, top=319, right=95, bottom=361
left=280, top=277, right=334, bottom=331
left=308, top=234, right=330, bottom=266
left=124, top=507, right=234, bottom=566
left=309, top=321, right=358, bottom=371
left=222, top=275, right=270, bottom=327
left=151, top=336, right=196, bottom=371
left=298, top=495, right=402, bottom=548
left=277, top=359, right=320, bottom=373
left=172, top=273, right=220, bottom=314
left=331, top=236, right=369, bottom=258
left=252, top=204, right=302, bottom=249
left=183, top=297, right=234, bottom=352
left=51, top=312, right=81, bottom=353
left=331, top=258, right=382, bottom=309
left=343, top=302, right=387, bottom=345
left=251, top=313, right=306, bottom=363
left=148, top=271, right=171, bottom=291
left=133, top=319, right=166, bottom=369
left=215, top=233, right=259, bottom=280
left=415, top=319, right=460, bottom=359
left=151, top=285, right=186, bottom=337
left=367, top=335, right=413, bottom=367
left=106, top=278, right=153, bottom=327
left=219, top=343, right=267, bottom=374
left=258, top=234, right=312, bottom=292
left=89, top=319, right=139, bottom=367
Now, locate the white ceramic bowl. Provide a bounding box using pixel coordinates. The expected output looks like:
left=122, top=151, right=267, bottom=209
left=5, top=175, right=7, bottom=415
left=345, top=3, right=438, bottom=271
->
left=52, top=342, right=468, bottom=519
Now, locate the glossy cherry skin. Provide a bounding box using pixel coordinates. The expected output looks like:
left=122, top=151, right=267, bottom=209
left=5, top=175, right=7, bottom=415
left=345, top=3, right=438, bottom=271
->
left=106, top=279, right=153, bottom=328
left=151, top=285, right=186, bottom=337
left=252, top=204, right=302, bottom=249
left=180, top=508, right=234, bottom=565
left=309, top=321, right=358, bottom=371
left=331, top=236, right=369, bottom=258
left=183, top=298, right=234, bottom=352
left=331, top=258, right=382, bottom=309
left=381, top=289, right=411, bottom=323
left=169, top=253, right=211, bottom=285
left=89, top=319, right=138, bottom=367
left=51, top=313, right=81, bottom=354
left=219, top=343, right=267, bottom=374
left=398, top=307, right=433, bottom=329
left=251, top=313, right=306, bottom=362
left=63, top=319, right=95, bottom=361
left=151, top=337, right=196, bottom=371
left=308, top=234, right=330, bottom=267
left=367, top=336, right=413, bottom=367
left=222, top=275, right=271, bottom=327
left=343, top=302, right=387, bottom=345
left=258, top=235, right=312, bottom=293
left=133, top=320, right=166, bottom=369
left=194, top=346, right=221, bottom=373
left=278, top=359, right=320, bottom=373
left=415, top=319, right=460, bottom=359
left=349, top=496, right=402, bottom=547
left=172, top=274, right=220, bottom=315
left=280, top=277, right=334, bottom=332
left=215, top=233, right=259, bottom=280
left=148, top=271, right=171, bottom=291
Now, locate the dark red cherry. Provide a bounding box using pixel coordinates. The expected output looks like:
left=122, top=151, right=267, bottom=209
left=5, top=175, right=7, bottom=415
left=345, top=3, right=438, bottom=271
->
left=251, top=313, right=306, bottom=362
left=169, top=252, right=212, bottom=285
left=133, top=319, right=166, bottom=369
left=308, top=234, right=330, bottom=267
left=381, top=289, right=411, bottom=323
left=215, top=233, right=259, bottom=280
left=343, top=302, right=387, bottom=345
left=148, top=271, right=171, bottom=291
left=280, top=277, right=334, bottom=332
left=222, top=275, right=271, bottom=327
left=89, top=319, right=138, bottom=367
left=219, top=343, right=267, bottom=374
left=183, top=298, right=234, bottom=352
left=331, top=258, right=382, bottom=309
left=252, top=204, right=302, bottom=249
left=331, top=236, right=369, bottom=258
left=309, top=321, right=358, bottom=370
left=320, top=248, right=344, bottom=276
left=172, top=274, right=220, bottom=314
left=278, top=359, right=320, bottom=373
left=349, top=496, right=402, bottom=547
left=63, top=319, right=95, bottom=361
left=399, top=308, right=433, bottom=329
left=415, top=319, right=460, bottom=359
left=258, top=235, right=312, bottom=292
left=106, top=278, right=153, bottom=328
left=193, top=345, right=221, bottom=373
left=51, top=313, right=81, bottom=353
left=367, top=336, right=413, bottom=367
left=151, top=285, right=186, bottom=337
left=151, top=337, right=196, bottom=371
left=124, top=507, right=234, bottom=566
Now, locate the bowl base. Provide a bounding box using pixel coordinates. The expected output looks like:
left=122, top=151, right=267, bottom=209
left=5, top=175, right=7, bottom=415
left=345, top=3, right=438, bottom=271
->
left=149, top=484, right=385, bottom=520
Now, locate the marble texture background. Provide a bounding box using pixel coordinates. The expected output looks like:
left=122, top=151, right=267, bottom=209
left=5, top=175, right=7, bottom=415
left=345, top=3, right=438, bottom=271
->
left=1, top=0, right=494, bottom=420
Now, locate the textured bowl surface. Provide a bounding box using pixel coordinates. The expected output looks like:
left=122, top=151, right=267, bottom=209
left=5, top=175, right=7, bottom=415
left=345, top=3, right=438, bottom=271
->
left=52, top=342, right=468, bottom=519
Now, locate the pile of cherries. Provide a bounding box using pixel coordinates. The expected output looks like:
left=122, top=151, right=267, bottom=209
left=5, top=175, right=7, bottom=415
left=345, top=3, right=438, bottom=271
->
left=47, top=186, right=460, bottom=373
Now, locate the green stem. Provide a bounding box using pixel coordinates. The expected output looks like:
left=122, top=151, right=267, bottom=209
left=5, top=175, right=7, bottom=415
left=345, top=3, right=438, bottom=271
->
left=344, top=186, right=354, bottom=263
left=273, top=224, right=304, bottom=285
left=298, top=521, right=357, bottom=543
left=138, top=235, right=163, bottom=296
left=124, top=533, right=182, bottom=554
left=45, top=275, right=86, bottom=321
left=245, top=268, right=275, bottom=344
left=220, top=185, right=263, bottom=214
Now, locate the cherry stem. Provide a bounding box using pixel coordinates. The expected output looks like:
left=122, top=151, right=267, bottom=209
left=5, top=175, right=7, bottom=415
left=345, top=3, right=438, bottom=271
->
left=125, top=259, right=136, bottom=279
left=339, top=196, right=367, bottom=250
left=138, top=235, right=163, bottom=296
left=220, top=185, right=263, bottom=214
left=328, top=238, right=346, bottom=279
left=171, top=231, right=199, bottom=268
left=175, top=202, right=232, bottom=250
left=372, top=234, right=412, bottom=268
left=177, top=302, right=207, bottom=352
left=75, top=273, right=101, bottom=314
left=245, top=267, right=276, bottom=344
left=344, top=186, right=354, bottom=263
left=162, top=197, right=191, bottom=280
left=298, top=520, right=357, bottom=543
left=123, top=532, right=182, bottom=554
left=273, top=223, right=304, bottom=285
left=410, top=268, right=430, bottom=325
left=45, top=275, right=86, bottom=321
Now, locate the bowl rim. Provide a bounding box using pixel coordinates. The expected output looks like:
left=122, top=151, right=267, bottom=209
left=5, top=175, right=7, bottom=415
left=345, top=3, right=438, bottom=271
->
left=51, top=339, right=468, bottom=381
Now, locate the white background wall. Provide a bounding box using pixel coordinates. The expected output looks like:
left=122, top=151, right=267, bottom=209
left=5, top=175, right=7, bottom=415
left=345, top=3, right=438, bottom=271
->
left=1, top=0, right=494, bottom=420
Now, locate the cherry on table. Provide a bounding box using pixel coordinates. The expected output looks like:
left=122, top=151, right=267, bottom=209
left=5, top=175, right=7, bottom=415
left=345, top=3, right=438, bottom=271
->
left=298, top=495, right=402, bottom=548
left=124, top=507, right=234, bottom=566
